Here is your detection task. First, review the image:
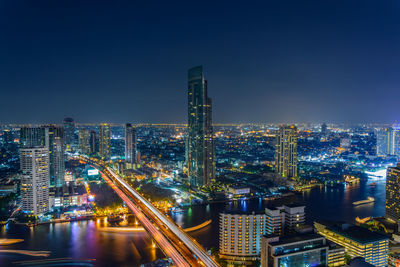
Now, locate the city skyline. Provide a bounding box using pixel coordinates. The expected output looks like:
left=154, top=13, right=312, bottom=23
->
left=2, top=1, right=400, bottom=124
left=2, top=2, right=400, bottom=267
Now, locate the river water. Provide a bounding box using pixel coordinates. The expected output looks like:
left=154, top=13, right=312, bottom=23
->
left=0, top=179, right=386, bottom=266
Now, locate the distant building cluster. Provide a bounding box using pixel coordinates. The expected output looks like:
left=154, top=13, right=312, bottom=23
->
left=376, top=127, right=400, bottom=156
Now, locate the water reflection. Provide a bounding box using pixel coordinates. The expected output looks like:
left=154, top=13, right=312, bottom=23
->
left=0, top=179, right=386, bottom=266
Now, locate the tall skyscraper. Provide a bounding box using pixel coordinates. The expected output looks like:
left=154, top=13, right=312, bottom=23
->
left=99, top=123, right=111, bottom=160
left=275, top=125, right=298, bottom=179
left=89, top=130, right=97, bottom=155
left=20, top=147, right=49, bottom=215
left=20, top=127, right=45, bottom=148
left=44, top=125, right=65, bottom=187
left=186, top=66, right=215, bottom=187
left=385, top=163, right=400, bottom=221
left=20, top=126, right=65, bottom=187
left=376, top=128, right=400, bottom=156
left=63, top=117, right=75, bottom=151
left=78, top=128, right=90, bottom=155
left=125, top=123, right=137, bottom=165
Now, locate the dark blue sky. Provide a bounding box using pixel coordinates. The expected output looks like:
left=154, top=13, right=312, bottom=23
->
left=1, top=0, right=400, bottom=124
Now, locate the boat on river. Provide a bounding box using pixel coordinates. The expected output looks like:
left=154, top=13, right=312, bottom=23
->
left=353, top=197, right=374, bottom=206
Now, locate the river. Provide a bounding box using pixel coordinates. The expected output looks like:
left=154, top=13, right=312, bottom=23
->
left=0, top=178, right=386, bottom=266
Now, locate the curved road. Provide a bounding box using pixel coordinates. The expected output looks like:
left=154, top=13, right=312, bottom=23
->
left=73, top=155, right=219, bottom=267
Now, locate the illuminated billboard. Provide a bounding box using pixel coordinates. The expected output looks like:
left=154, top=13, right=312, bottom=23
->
left=88, top=169, right=99, bottom=176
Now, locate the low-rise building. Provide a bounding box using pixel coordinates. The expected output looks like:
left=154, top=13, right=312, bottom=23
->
left=315, top=221, right=389, bottom=267
left=261, top=233, right=329, bottom=267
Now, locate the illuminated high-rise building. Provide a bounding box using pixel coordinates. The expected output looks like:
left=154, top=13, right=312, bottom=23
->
left=63, top=117, right=76, bottom=152
left=385, top=163, right=400, bottom=221
left=99, top=123, right=111, bottom=160
left=44, top=125, right=65, bottom=187
left=20, top=147, right=49, bottom=215
left=78, top=129, right=90, bottom=155
left=275, top=125, right=298, bottom=179
left=89, top=130, right=97, bottom=155
left=376, top=128, right=400, bottom=156
left=125, top=123, right=137, bottom=165
left=20, top=127, right=45, bottom=148
left=20, top=126, right=65, bottom=187
left=186, top=65, right=215, bottom=187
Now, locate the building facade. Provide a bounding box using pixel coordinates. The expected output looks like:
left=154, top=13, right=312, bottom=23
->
left=284, top=204, right=306, bottom=233
left=20, top=126, right=65, bottom=188
left=275, top=125, right=298, bottom=179
left=265, top=204, right=306, bottom=235
left=186, top=66, right=215, bottom=187
left=44, top=125, right=65, bottom=187
left=63, top=117, right=75, bottom=152
left=261, top=233, right=329, bottom=267
left=385, top=163, right=400, bottom=221
left=219, top=212, right=268, bottom=265
left=20, top=147, right=50, bottom=215
left=78, top=129, right=90, bottom=155
left=89, top=130, right=97, bottom=155
left=375, top=127, right=400, bottom=156
left=315, top=221, right=389, bottom=267
left=265, top=207, right=284, bottom=236
left=20, top=127, right=45, bottom=148
left=125, top=123, right=137, bottom=165
left=99, top=123, right=111, bottom=160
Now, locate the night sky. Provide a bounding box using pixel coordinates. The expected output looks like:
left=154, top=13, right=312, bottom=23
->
left=1, top=0, right=400, bottom=124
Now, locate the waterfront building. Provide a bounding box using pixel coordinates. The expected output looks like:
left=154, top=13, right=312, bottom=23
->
left=328, top=243, right=346, bottom=267
left=265, top=207, right=284, bottom=236
left=315, top=221, right=389, bottom=267
left=219, top=211, right=268, bottom=265
left=125, top=123, right=137, bottom=166
left=284, top=204, right=306, bottom=233
left=89, top=130, right=97, bottom=155
left=20, top=125, right=65, bottom=187
left=63, top=117, right=75, bottom=151
left=49, top=184, right=88, bottom=208
left=275, top=125, right=298, bottom=179
left=385, top=163, right=400, bottom=221
left=99, top=123, right=111, bottom=160
left=261, top=233, right=329, bottom=267
left=20, top=147, right=49, bottom=215
left=186, top=65, right=215, bottom=187
left=20, top=127, right=45, bottom=147
left=78, top=129, right=90, bottom=155
left=44, top=125, right=65, bottom=187
left=265, top=204, right=305, bottom=235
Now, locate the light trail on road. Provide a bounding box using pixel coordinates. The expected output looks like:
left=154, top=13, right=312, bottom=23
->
left=105, top=167, right=219, bottom=267
left=73, top=155, right=219, bottom=267
left=99, top=171, right=190, bottom=267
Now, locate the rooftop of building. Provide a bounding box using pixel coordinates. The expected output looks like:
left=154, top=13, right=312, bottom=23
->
left=284, top=203, right=306, bottom=208
left=264, top=232, right=324, bottom=246
left=220, top=210, right=266, bottom=216
left=265, top=202, right=306, bottom=210
left=317, top=221, right=389, bottom=244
